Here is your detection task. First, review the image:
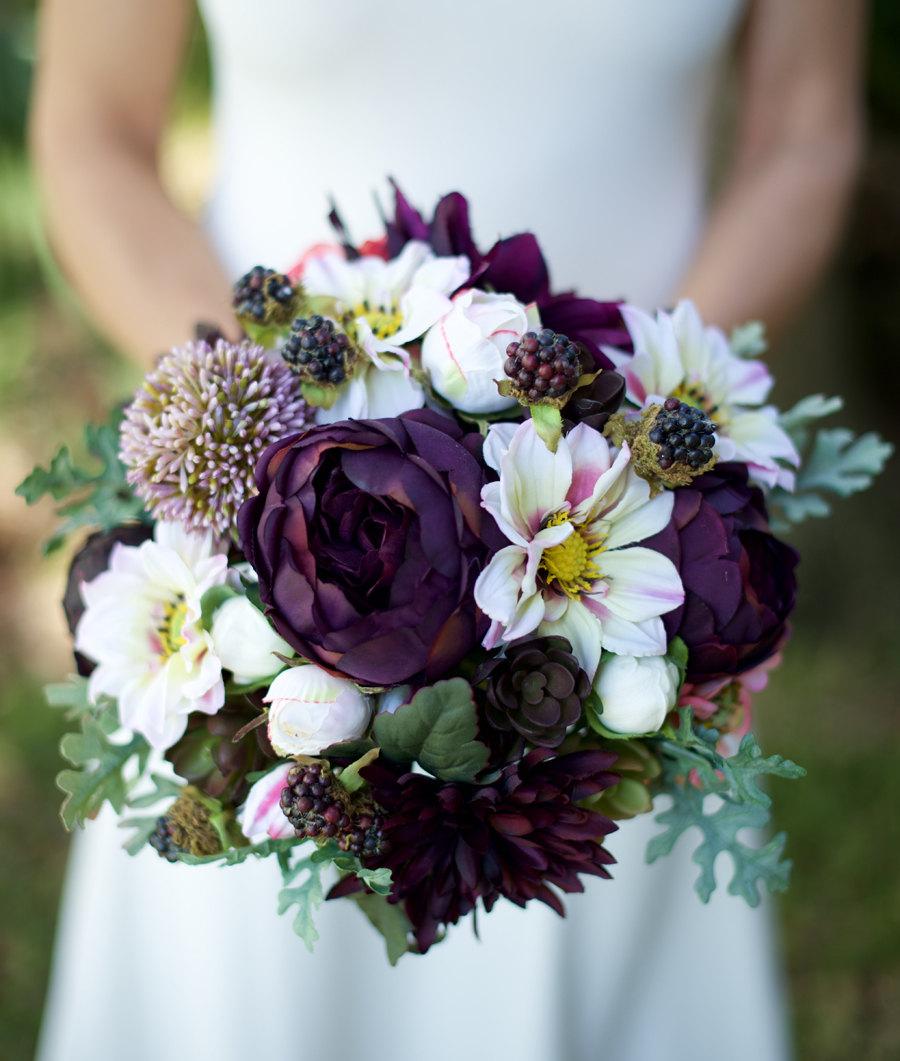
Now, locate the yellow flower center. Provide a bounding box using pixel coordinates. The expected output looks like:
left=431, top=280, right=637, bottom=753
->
left=353, top=300, right=404, bottom=341
left=540, top=512, right=605, bottom=599
left=157, top=597, right=189, bottom=659
left=671, top=381, right=719, bottom=419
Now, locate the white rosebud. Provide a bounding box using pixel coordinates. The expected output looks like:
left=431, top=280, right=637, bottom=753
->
left=264, top=664, right=370, bottom=756
left=210, top=596, right=292, bottom=685
left=420, top=289, right=531, bottom=414
left=594, top=654, right=679, bottom=735
left=237, top=763, right=296, bottom=843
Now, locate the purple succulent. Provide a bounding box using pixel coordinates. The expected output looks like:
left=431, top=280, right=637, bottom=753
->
left=238, top=409, right=504, bottom=687
left=644, top=463, right=799, bottom=682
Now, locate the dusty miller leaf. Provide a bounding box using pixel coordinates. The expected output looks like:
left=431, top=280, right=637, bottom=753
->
left=647, top=712, right=804, bottom=905
left=771, top=427, right=892, bottom=529
left=56, top=703, right=150, bottom=830
left=729, top=320, right=768, bottom=358
left=16, top=408, right=148, bottom=553
left=277, top=853, right=326, bottom=951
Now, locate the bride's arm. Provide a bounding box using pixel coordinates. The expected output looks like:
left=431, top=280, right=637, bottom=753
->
left=30, top=0, right=238, bottom=365
left=679, top=0, right=866, bottom=333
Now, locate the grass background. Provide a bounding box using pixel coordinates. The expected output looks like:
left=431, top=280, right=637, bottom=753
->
left=0, top=4, right=898, bottom=1058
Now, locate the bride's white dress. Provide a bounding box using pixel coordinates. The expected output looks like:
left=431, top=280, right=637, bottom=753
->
left=39, top=2, right=791, bottom=1059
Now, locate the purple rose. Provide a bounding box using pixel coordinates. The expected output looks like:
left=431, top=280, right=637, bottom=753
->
left=644, top=464, right=799, bottom=683
left=238, top=410, right=503, bottom=687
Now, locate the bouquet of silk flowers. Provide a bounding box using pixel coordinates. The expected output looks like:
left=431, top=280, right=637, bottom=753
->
left=20, top=182, right=891, bottom=961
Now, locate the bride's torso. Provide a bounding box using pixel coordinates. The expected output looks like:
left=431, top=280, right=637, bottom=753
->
left=198, top=0, right=745, bottom=306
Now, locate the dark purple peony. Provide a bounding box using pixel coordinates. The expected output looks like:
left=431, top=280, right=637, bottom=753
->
left=357, top=748, right=618, bottom=952
left=644, top=463, right=799, bottom=683
left=238, top=409, right=503, bottom=687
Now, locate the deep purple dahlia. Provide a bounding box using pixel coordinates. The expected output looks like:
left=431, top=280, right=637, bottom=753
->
left=644, top=463, right=799, bottom=683
left=238, top=409, right=504, bottom=687
left=359, top=748, right=618, bottom=952
left=341, top=182, right=632, bottom=368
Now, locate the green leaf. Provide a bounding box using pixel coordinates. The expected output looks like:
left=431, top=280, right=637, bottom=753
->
left=300, top=382, right=341, bottom=409
left=277, top=855, right=326, bottom=951
left=44, top=677, right=95, bottom=719
left=778, top=393, right=843, bottom=447
left=199, top=584, right=239, bottom=632
left=337, top=748, right=380, bottom=794
left=119, top=815, right=162, bottom=856
left=771, top=428, right=892, bottom=529
left=175, top=835, right=305, bottom=866
left=310, top=841, right=393, bottom=896
left=373, top=678, right=489, bottom=782
left=647, top=716, right=805, bottom=905
left=666, top=636, right=689, bottom=690
left=351, top=892, right=411, bottom=965
left=15, top=408, right=148, bottom=552
left=728, top=320, right=768, bottom=358
left=529, top=403, right=563, bottom=452
left=56, top=704, right=150, bottom=830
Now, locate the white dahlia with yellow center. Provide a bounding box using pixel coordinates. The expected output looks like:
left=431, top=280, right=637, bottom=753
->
left=474, top=420, right=684, bottom=678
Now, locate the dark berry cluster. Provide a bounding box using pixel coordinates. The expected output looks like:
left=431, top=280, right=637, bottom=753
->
left=650, top=398, right=716, bottom=470
left=149, top=816, right=182, bottom=863
left=504, top=329, right=582, bottom=401
left=279, top=761, right=384, bottom=858
left=282, top=316, right=353, bottom=385
left=232, top=266, right=296, bottom=324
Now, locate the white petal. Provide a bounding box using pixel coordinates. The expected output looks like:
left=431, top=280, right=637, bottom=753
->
left=502, top=590, right=547, bottom=643
left=539, top=599, right=605, bottom=679
left=483, top=421, right=518, bottom=473
left=500, top=420, right=572, bottom=536
left=481, top=482, right=528, bottom=547
left=314, top=375, right=370, bottom=424
left=602, top=479, right=674, bottom=550
left=563, top=423, right=614, bottom=509
left=599, top=615, right=668, bottom=657
left=600, top=546, right=684, bottom=622
left=364, top=362, right=426, bottom=418
left=568, top=440, right=632, bottom=525
left=474, top=545, right=527, bottom=624
left=410, top=253, right=470, bottom=297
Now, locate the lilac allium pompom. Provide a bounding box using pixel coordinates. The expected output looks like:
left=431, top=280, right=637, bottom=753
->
left=121, top=339, right=307, bottom=536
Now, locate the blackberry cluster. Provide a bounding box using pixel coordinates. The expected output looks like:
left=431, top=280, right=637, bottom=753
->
left=149, top=816, right=182, bottom=863
left=282, top=316, right=353, bottom=385
left=279, top=761, right=384, bottom=859
left=232, top=266, right=297, bottom=325
left=649, top=398, right=716, bottom=470
left=504, top=329, right=582, bottom=402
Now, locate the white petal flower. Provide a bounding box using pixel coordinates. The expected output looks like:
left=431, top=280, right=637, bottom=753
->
left=602, top=299, right=799, bottom=489
left=421, top=289, right=527, bottom=414
left=594, top=654, right=679, bottom=734
left=301, top=241, right=469, bottom=424
left=74, top=522, right=228, bottom=751
left=238, top=763, right=296, bottom=844
left=474, top=420, right=684, bottom=678
left=264, top=664, right=370, bottom=757
left=210, top=595, right=292, bottom=685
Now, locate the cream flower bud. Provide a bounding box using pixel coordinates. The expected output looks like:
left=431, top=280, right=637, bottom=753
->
left=264, top=664, right=370, bottom=756
left=210, top=595, right=292, bottom=685
left=421, top=289, right=529, bottom=414
left=237, top=763, right=295, bottom=843
left=594, top=654, right=679, bottom=735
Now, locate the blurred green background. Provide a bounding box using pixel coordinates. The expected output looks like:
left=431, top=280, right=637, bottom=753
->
left=1, top=3, right=898, bottom=1059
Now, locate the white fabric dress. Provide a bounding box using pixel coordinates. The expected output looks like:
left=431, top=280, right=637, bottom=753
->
left=39, top=3, right=792, bottom=1059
